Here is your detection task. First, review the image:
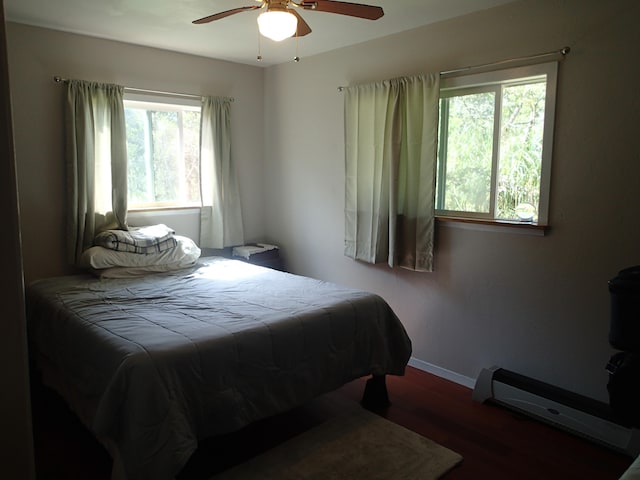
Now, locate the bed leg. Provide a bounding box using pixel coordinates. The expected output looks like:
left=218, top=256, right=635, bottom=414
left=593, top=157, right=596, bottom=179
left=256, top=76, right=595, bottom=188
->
left=361, top=374, right=390, bottom=410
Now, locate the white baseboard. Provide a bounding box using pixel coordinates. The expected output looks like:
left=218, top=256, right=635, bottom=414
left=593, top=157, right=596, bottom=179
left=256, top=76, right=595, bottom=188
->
left=408, top=357, right=476, bottom=389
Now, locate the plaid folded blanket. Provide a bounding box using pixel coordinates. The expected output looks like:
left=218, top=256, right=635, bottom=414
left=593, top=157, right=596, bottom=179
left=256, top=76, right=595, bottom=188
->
left=94, top=224, right=177, bottom=254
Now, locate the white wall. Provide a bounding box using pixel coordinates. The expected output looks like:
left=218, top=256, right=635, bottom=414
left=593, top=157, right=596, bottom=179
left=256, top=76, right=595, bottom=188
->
left=263, top=0, right=640, bottom=401
left=7, top=23, right=266, bottom=283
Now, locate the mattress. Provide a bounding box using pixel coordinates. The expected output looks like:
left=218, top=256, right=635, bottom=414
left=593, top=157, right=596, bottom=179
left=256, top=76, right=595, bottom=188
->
left=26, top=257, right=412, bottom=480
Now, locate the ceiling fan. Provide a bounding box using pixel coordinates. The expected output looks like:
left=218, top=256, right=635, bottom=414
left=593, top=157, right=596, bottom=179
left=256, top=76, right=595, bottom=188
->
left=193, top=1, right=384, bottom=42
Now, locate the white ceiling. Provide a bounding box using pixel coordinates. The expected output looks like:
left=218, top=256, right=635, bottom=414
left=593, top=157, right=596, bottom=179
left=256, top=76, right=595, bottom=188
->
left=5, top=0, right=517, bottom=67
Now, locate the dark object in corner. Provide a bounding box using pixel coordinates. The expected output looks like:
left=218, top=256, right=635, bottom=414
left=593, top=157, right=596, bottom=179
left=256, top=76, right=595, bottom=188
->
left=608, top=265, right=640, bottom=352
left=606, top=352, right=640, bottom=427
left=361, top=375, right=390, bottom=410
left=607, top=266, right=640, bottom=427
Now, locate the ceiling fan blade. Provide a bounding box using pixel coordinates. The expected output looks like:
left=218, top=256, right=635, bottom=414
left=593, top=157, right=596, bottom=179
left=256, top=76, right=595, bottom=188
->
left=291, top=10, right=312, bottom=37
left=298, top=0, right=383, bottom=20
left=193, top=6, right=261, bottom=25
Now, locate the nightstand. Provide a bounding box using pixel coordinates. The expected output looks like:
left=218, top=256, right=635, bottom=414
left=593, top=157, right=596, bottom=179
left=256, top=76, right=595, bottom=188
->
left=232, top=243, right=284, bottom=271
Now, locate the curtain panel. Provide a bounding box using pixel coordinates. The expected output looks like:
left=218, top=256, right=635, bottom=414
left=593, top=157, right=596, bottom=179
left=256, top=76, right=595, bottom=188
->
left=344, top=74, right=439, bottom=272
left=199, top=96, right=244, bottom=248
left=65, top=80, right=128, bottom=265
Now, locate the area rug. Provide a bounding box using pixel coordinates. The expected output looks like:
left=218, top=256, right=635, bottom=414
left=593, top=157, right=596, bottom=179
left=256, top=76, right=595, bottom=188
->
left=211, top=406, right=463, bottom=479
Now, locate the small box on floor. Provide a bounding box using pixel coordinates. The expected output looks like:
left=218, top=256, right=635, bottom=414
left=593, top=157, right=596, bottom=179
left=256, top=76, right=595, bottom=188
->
left=232, top=243, right=283, bottom=271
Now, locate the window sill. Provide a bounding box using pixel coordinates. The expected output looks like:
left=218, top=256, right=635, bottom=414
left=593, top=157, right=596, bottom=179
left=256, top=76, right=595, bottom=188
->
left=436, top=216, right=548, bottom=236
left=128, top=205, right=200, bottom=213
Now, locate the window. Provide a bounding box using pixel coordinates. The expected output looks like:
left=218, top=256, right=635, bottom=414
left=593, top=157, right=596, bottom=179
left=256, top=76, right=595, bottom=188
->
left=436, top=62, right=558, bottom=225
left=124, top=95, right=201, bottom=209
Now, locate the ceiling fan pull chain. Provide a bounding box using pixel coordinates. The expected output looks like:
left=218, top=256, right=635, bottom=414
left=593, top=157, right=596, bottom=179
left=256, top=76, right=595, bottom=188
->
left=257, top=26, right=263, bottom=62
left=294, top=28, right=300, bottom=63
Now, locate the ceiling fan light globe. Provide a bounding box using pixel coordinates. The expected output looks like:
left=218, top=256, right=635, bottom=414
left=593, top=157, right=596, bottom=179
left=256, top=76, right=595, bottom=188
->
left=257, top=11, right=298, bottom=42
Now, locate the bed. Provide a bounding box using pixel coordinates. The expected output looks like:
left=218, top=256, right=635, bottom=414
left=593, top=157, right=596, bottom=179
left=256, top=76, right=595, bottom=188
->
left=26, top=255, right=412, bottom=480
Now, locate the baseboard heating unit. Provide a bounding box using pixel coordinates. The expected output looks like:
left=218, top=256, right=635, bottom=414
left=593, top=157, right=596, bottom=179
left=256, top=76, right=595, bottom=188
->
left=473, top=366, right=640, bottom=457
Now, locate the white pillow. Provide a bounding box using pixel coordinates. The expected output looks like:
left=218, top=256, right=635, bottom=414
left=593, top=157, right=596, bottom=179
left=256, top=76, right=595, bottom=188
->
left=80, top=235, right=201, bottom=269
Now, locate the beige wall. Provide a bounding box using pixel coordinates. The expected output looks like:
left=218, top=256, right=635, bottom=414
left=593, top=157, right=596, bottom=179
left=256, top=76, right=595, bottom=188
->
left=263, top=0, right=640, bottom=400
left=7, top=23, right=266, bottom=283
left=6, top=0, right=640, bottom=406
left=0, top=1, right=34, bottom=477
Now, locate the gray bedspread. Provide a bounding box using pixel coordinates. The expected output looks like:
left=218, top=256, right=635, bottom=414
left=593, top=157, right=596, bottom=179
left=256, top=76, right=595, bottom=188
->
left=26, top=257, right=412, bottom=480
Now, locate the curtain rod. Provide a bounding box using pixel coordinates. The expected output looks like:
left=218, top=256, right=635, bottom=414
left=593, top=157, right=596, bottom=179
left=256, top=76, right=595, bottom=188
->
left=337, top=46, right=571, bottom=91
left=52, top=76, right=234, bottom=102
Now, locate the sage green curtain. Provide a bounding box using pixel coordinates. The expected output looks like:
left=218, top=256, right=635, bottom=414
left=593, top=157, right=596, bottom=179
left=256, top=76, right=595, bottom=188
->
left=65, top=80, right=128, bottom=265
left=199, top=96, right=244, bottom=248
left=344, top=74, right=440, bottom=272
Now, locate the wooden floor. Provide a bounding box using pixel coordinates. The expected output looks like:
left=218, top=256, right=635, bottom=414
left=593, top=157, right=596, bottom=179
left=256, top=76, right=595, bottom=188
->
left=32, top=366, right=634, bottom=479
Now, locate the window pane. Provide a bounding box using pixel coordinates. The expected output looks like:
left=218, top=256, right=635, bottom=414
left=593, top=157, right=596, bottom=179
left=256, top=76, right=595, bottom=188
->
left=125, top=104, right=201, bottom=207
left=151, top=110, right=179, bottom=202
left=440, top=92, right=495, bottom=213
left=436, top=62, right=557, bottom=224
left=497, top=82, right=546, bottom=221
left=125, top=108, right=151, bottom=204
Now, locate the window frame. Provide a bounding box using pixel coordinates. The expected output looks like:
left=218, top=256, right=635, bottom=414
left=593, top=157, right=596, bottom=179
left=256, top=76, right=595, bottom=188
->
left=435, top=61, right=558, bottom=226
left=123, top=92, right=202, bottom=211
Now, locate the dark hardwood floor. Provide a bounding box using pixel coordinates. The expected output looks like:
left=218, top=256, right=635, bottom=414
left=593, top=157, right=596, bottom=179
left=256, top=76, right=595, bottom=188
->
left=31, top=366, right=634, bottom=479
